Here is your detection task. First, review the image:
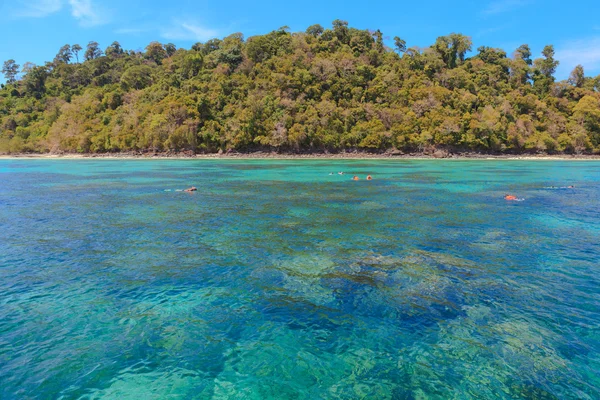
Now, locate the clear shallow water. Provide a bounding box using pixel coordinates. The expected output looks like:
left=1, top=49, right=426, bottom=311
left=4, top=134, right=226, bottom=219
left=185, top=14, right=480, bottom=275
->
left=0, top=159, right=599, bottom=399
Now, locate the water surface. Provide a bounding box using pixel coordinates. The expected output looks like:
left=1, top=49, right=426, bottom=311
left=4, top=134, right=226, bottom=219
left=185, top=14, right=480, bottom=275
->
left=1, top=159, right=599, bottom=399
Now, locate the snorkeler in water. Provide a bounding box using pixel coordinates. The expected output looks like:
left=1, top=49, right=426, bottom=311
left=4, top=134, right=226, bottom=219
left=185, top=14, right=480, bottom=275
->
left=543, top=185, right=575, bottom=189
left=505, top=194, right=525, bottom=201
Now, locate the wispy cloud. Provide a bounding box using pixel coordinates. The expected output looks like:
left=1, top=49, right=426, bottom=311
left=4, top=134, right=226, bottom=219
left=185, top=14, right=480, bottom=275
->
left=12, top=0, right=108, bottom=26
left=68, top=0, right=107, bottom=27
left=482, top=0, right=530, bottom=15
left=14, top=0, right=62, bottom=17
left=555, top=37, right=600, bottom=78
left=161, top=20, right=219, bottom=42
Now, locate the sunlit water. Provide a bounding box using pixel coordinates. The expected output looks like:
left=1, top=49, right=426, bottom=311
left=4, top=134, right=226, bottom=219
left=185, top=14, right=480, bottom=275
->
left=1, top=159, right=599, bottom=399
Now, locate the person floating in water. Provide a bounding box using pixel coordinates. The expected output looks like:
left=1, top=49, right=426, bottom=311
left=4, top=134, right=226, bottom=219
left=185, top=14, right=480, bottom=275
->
left=184, top=186, right=197, bottom=192
left=504, top=194, right=525, bottom=201
left=366, top=175, right=372, bottom=180
left=544, top=185, right=575, bottom=189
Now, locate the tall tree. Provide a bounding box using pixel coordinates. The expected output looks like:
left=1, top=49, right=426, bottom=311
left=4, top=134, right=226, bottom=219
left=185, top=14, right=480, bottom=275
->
left=23, top=65, right=47, bottom=98
left=2, top=59, right=19, bottom=83
left=533, top=45, right=559, bottom=95
left=145, top=42, right=167, bottom=64
left=105, top=41, right=124, bottom=57
left=54, top=44, right=72, bottom=64
left=538, top=45, right=559, bottom=78
left=514, top=44, right=532, bottom=65
left=434, top=33, right=472, bottom=68
left=84, top=41, right=103, bottom=61
left=568, top=64, right=585, bottom=88
left=306, top=24, right=324, bottom=37
left=71, top=44, right=82, bottom=63
left=21, top=62, right=36, bottom=75
left=332, top=19, right=350, bottom=44
left=394, top=36, right=407, bottom=53
left=373, top=29, right=384, bottom=52
left=165, top=43, right=177, bottom=57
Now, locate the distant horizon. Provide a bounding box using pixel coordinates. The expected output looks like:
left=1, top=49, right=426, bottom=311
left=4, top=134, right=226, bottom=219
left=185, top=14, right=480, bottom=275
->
left=1, top=0, right=599, bottom=83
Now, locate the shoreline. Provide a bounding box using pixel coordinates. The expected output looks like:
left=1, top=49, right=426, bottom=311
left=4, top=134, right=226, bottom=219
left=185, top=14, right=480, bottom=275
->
left=1, top=152, right=600, bottom=161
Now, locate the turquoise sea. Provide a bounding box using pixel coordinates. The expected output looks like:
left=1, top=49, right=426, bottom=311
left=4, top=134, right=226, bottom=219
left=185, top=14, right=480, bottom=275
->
left=0, top=159, right=599, bottom=399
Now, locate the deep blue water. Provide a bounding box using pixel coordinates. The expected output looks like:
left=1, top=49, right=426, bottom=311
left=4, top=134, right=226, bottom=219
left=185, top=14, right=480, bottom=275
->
left=0, top=159, right=599, bottom=399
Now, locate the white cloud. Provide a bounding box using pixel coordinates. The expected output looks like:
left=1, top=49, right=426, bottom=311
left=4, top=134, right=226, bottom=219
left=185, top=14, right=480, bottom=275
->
left=12, top=0, right=107, bottom=26
left=482, top=0, right=530, bottom=15
left=68, top=0, right=106, bottom=27
left=14, top=0, right=62, bottom=18
left=161, top=21, right=219, bottom=42
left=555, top=37, right=600, bottom=78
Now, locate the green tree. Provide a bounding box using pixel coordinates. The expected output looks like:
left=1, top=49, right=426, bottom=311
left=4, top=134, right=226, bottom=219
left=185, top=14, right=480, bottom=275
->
left=514, top=44, right=532, bottom=65
left=145, top=42, right=167, bottom=64
left=434, top=33, right=472, bottom=68
left=21, top=62, right=35, bottom=75
left=332, top=19, right=350, bottom=44
left=394, top=36, right=407, bottom=53
left=23, top=65, right=48, bottom=98
left=2, top=59, right=19, bottom=83
left=572, top=95, right=600, bottom=146
left=165, top=43, right=177, bottom=57
left=105, top=41, right=124, bottom=57
left=568, top=64, right=585, bottom=88
left=373, top=29, right=384, bottom=52
left=539, top=45, right=559, bottom=77
left=533, top=45, right=559, bottom=95
left=72, top=44, right=82, bottom=63
left=84, top=41, right=103, bottom=61
left=54, top=44, right=72, bottom=64
left=306, top=24, right=324, bottom=37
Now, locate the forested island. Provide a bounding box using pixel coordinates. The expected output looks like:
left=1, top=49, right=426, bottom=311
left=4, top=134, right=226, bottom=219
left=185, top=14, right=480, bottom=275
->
left=1, top=20, right=600, bottom=156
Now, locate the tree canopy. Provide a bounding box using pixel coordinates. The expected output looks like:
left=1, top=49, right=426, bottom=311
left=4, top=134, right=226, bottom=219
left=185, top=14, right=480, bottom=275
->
left=1, top=21, right=600, bottom=155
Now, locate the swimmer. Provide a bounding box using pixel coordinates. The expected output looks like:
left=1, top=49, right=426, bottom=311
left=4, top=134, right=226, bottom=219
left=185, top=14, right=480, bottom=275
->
left=366, top=175, right=372, bottom=180
left=353, top=176, right=359, bottom=181
left=505, top=194, right=525, bottom=201
left=329, top=172, right=334, bottom=176
left=184, top=186, right=197, bottom=192
left=338, top=172, right=344, bottom=175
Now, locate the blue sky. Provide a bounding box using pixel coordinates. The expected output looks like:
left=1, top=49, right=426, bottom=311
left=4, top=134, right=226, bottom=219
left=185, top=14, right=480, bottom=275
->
left=1, top=0, right=600, bottom=80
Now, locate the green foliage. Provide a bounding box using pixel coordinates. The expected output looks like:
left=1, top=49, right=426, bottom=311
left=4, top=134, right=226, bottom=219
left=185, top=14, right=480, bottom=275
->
left=2, top=60, right=19, bottom=83
left=84, top=41, right=103, bottom=61
left=1, top=21, right=600, bottom=155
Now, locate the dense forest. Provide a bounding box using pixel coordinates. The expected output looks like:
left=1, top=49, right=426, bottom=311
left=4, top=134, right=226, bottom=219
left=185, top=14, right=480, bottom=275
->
left=1, top=21, right=600, bottom=155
